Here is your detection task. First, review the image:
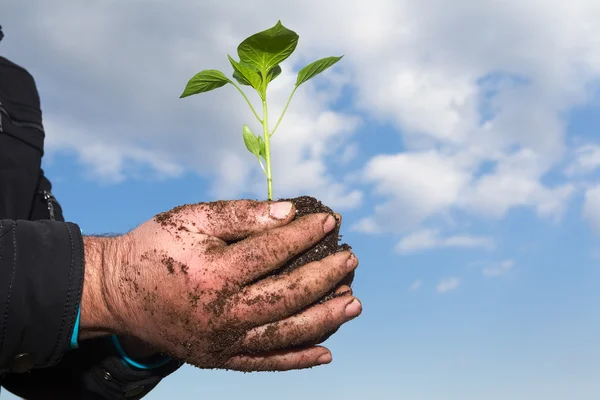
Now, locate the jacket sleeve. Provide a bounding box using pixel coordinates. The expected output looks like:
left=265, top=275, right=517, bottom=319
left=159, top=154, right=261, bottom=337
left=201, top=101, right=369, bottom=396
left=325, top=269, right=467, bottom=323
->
left=0, top=219, right=84, bottom=374
left=1, top=335, right=183, bottom=400
left=1, top=174, right=183, bottom=400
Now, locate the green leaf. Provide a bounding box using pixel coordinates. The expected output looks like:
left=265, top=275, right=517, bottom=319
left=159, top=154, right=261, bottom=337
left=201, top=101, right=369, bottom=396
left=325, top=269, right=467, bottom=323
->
left=232, top=70, right=250, bottom=86
left=237, top=21, right=299, bottom=74
left=257, top=136, right=266, bottom=160
left=180, top=70, right=230, bottom=98
left=242, top=124, right=261, bottom=158
left=295, top=56, right=343, bottom=87
left=228, top=55, right=262, bottom=90
left=266, top=65, right=282, bottom=83
left=232, top=71, right=250, bottom=86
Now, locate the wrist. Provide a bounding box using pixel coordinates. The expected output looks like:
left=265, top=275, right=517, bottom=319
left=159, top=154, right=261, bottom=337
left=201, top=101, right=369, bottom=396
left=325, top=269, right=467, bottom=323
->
left=79, top=235, right=121, bottom=340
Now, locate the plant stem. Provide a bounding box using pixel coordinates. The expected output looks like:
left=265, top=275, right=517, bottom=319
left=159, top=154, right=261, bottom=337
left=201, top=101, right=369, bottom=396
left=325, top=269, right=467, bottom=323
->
left=262, top=97, right=273, bottom=200
left=270, top=86, right=298, bottom=136
left=231, top=81, right=262, bottom=123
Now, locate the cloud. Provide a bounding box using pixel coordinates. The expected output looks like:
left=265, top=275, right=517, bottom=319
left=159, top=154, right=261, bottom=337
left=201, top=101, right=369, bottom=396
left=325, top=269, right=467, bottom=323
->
left=4, top=0, right=600, bottom=242
left=583, top=185, right=600, bottom=232
left=483, top=259, right=515, bottom=277
left=353, top=148, right=574, bottom=234
left=335, top=0, right=599, bottom=233
left=461, top=149, right=576, bottom=220
left=354, top=150, right=474, bottom=233
left=395, top=229, right=494, bottom=254
left=437, top=277, right=460, bottom=294
left=565, top=144, right=600, bottom=176
left=43, top=115, right=184, bottom=183
left=2, top=1, right=363, bottom=209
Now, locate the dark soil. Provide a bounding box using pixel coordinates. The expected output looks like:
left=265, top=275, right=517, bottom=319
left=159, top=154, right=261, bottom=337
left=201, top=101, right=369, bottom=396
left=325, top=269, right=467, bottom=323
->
left=273, top=195, right=355, bottom=347
left=276, top=196, right=354, bottom=299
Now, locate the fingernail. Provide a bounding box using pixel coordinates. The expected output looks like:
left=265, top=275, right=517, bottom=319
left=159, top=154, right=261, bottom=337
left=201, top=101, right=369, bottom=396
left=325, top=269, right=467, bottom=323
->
left=346, top=254, right=358, bottom=271
left=323, top=215, right=336, bottom=233
left=345, top=298, right=362, bottom=319
left=317, top=352, right=332, bottom=365
left=269, top=202, right=293, bottom=219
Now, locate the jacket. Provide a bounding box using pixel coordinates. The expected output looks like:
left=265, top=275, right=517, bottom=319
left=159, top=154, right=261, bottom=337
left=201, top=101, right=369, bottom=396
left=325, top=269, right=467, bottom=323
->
left=0, top=54, right=182, bottom=399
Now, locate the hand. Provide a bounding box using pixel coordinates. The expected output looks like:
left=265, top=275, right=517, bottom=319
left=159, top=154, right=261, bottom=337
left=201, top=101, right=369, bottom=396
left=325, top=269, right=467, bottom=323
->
left=115, top=211, right=356, bottom=362
left=79, top=200, right=361, bottom=371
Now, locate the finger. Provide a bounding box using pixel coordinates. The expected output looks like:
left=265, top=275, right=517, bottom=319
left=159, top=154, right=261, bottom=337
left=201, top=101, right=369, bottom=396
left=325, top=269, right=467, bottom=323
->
left=230, top=251, right=357, bottom=325
left=219, top=212, right=338, bottom=286
left=310, top=285, right=353, bottom=346
left=163, top=200, right=296, bottom=242
left=241, top=295, right=362, bottom=353
left=334, top=213, right=342, bottom=227
left=332, top=212, right=355, bottom=288
left=222, top=346, right=332, bottom=372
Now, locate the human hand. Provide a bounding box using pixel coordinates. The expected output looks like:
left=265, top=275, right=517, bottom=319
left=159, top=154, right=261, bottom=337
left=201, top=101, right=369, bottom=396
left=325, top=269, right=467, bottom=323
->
left=79, top=200, right=361, bottom=371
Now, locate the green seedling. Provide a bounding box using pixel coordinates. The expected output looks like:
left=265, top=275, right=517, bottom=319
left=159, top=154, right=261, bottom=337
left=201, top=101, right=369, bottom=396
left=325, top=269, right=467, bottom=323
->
left=180, top=20, right=343, bottom=200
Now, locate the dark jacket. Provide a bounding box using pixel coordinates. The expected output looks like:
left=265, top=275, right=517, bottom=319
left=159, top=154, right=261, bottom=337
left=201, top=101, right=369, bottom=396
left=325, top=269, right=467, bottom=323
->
left=0, top=55, right=181, bottom=399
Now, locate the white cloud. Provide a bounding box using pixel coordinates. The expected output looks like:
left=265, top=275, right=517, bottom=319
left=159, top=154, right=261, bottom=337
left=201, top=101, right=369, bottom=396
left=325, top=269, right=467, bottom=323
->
left=350, top=217, right=380, bottom=234
left=332, top=0, right=599, bottom=234
left=583, top=185, right=600, bottom=232
left=437, top=277, right=460, bottom=294
left=565, top=144, right=600, bottom=176
left=43, top=116, right=184, bottom=183
left=396, top=229, right=438, bottom=253
left=461, top=149, right=575, bottom=220
left=353, top=147, right=575, bottom=234
left=483, top=259, right=515, bottom=277
left=395, top=229, right=494, bottom=254
left=3, top=0, right=600, bottom=240
left=354, top=150, right=474, bottom=232
left=2, top=1, right=363, bottom=209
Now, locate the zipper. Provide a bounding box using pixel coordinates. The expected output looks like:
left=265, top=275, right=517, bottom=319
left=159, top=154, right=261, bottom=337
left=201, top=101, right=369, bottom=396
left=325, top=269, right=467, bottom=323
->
left=0, top=100, right=45, bottom=134
left=40, top=190, right=56, bottom=220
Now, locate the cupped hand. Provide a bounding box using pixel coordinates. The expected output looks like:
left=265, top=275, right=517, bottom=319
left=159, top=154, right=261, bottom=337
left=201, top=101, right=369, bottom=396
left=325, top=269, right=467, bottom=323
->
left=80, top=200, right=361, bottom=372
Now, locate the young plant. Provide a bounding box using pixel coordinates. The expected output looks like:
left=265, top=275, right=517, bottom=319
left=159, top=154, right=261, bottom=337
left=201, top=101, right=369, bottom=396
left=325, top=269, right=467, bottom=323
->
left=180, top=20, right=343, bottom=200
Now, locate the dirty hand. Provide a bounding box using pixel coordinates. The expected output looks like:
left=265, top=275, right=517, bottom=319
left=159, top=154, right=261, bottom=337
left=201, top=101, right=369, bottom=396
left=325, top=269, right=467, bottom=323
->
left=78, top=200, right=361, bottom=371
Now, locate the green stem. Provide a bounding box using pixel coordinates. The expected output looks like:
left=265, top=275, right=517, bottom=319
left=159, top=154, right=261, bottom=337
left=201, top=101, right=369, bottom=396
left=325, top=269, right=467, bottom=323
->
left=270, top=86, right=298, bottom=136
left=231, top=81, right=262, bottom=123
left=262, top=97, right=273, bottom=200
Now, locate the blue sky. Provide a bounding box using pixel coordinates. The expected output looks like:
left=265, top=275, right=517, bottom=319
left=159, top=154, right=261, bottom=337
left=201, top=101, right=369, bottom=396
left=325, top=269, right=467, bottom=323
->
left=3, top=0, right=600, bottom=399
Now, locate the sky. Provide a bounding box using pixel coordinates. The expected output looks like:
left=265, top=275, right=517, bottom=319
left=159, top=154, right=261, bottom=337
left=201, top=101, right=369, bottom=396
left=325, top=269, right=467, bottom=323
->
left=2, top=0, right=600, bottom=399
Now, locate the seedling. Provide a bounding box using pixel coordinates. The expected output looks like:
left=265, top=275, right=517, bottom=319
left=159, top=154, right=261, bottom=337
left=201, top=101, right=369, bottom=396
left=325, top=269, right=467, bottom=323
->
left=180, top=21, right=343, bottom=200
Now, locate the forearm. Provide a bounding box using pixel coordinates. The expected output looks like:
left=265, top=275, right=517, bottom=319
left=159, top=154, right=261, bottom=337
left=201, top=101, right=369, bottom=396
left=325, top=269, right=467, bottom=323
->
left=81, top=236, right=170, bottom=360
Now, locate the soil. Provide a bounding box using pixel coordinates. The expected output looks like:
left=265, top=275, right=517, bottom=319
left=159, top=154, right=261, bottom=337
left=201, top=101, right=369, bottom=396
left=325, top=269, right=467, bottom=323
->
left=276, top=196, right=354, bottom=299
left=273, top=195, right=355, bottom=347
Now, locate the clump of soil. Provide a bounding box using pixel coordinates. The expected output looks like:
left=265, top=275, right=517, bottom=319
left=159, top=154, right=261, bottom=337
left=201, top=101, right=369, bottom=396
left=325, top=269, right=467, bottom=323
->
left=276, top=196, right=354, bottom=300
left=273, top=195, right=355, bottom=346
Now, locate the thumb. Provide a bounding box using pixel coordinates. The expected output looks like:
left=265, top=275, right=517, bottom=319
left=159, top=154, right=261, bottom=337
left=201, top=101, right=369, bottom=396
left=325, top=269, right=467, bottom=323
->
left=181, top=200, right=296, bottom=241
